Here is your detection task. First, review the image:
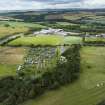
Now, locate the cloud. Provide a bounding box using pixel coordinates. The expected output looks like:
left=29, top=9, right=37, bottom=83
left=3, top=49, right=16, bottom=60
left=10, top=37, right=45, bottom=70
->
left=0, top=0, right=45, bottom=10
left=82, top=0, right=105, bottom=8
left=0, top=0, right=105, bottom=10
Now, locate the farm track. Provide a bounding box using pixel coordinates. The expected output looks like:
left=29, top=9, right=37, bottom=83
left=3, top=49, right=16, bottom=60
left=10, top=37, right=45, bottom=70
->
left=0, top=34, right=22, bottom=45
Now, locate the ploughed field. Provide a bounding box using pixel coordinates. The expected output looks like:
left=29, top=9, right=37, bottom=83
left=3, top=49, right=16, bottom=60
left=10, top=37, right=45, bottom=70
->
left=21, top=46, right=105, bottom=105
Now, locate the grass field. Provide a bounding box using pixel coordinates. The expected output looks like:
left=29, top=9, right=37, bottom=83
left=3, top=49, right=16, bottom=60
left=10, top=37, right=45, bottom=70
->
left=0, top=47, right=28, bottom=77
left=0, top=26, right=28, bottom=38
left=85, top=37, right=105, bottom=42
left=64, top=36, right=82, bottom=45
left=0, top=21, right=45, bottom=39
left=0, top=64, right=17, bottom=77
left=8, top=35, right=64, bottom=46
left=21, top=46, right=105, bottom=105
left=56, top=22, right=76, bottom=26
left=8, top=36, right=82, bottom=46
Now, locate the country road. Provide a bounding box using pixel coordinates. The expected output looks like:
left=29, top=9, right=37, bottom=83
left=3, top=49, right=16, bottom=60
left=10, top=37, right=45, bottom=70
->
left=0, top=34, right=23, bottom=45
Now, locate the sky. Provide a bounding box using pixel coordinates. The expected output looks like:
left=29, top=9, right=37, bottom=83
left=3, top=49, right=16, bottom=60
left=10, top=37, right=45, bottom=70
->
left=0, top=0, right=105, bottom=10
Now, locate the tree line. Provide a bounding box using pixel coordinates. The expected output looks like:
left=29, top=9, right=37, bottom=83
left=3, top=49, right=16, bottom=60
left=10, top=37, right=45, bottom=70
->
left=0, top=44, right=81, bottom=105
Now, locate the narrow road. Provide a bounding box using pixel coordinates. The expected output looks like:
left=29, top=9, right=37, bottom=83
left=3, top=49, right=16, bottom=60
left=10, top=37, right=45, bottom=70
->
left=0, top=34, right=22, bottom=45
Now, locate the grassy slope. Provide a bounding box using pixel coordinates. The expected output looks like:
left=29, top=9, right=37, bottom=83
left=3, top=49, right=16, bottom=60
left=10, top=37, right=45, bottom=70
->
left=0, top=26, right=28, bottom=38
left=22, top=46, right=105, bottom=105
left=0, top=21, right=45, bottom=38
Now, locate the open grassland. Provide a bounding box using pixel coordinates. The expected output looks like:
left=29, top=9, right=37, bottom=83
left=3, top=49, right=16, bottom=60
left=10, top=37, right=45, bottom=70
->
left=0, top=21, right=45, bottom=28
left=62, top=12, right=105, bottom=24
left=63, top=14, right=82, bottom=20
left=63, top=12, right=94, bottom=20
left=64, top=36, right=82, bottom=45
left=0, top=64, right=17, bottom=77
left=8, top=35, right=64, bottom=46
left=0, top=26, right=28, bottom=39
left=22, top=46, right=105, bottom=105
left=0, top=21, right=45, bottom=39
left=8, top=36, right=82, bottom=46
left=0, top=47, right=28, bottom=77
left=85, top=37, right=105, bottom=42
left=82, top=15, right=105, bottom=24
left=56, top=22, right=77, bottom=26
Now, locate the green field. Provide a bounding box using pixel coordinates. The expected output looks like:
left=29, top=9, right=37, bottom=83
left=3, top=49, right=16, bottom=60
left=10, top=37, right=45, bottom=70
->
left=85, top=37, right=105, bottom=42
left=0, top=21, right=45, bottom=39
left=8, top=36, right=82, bottom=46
left=8, top=35, right=64, bottom=46
left=22, top=46, right=105, bottom=105
left=64, top=36, right=82, bottom=45
left=0, top=64, right=17, bottom=77
left=56, top=22, right=76, bottom=26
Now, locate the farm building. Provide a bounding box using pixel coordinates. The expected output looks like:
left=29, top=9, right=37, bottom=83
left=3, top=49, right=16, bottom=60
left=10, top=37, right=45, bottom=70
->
left=33, top=28, right=69, bottom=36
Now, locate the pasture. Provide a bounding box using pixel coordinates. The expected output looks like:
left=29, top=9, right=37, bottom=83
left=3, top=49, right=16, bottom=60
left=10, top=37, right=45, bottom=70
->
left=64, top=36, right=82, bottom=45
left=56, top=22, right=76, bottom=26
left=0, top=21, right=45, bottom=39
left=85, top=37, right=105, bottom=42
left=22, top=46, right=105, bottom=105
left=8, top=35, right=64, bottom=46
left=8, top=36, right=82, bottom=46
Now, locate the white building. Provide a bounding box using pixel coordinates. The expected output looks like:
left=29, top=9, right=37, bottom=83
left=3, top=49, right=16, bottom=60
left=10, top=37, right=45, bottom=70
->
left=33, top=28, right=68, bottom=36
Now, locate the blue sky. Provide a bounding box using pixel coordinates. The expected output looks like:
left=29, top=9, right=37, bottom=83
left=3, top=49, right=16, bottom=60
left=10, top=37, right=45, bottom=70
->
left=0, top=0, right=105, bottom=10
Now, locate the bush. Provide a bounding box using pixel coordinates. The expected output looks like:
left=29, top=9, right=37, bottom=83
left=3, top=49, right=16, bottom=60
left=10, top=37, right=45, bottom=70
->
left=4, top=24, right=10, bottom=27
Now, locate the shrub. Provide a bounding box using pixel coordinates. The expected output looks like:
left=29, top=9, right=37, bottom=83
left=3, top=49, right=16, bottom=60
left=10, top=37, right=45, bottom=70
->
left=4, top=24, right=10, bottom=27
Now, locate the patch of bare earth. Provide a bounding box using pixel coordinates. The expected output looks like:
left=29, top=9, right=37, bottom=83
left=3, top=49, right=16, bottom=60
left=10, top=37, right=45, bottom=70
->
left=0, top=47, right=28, bottom=65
